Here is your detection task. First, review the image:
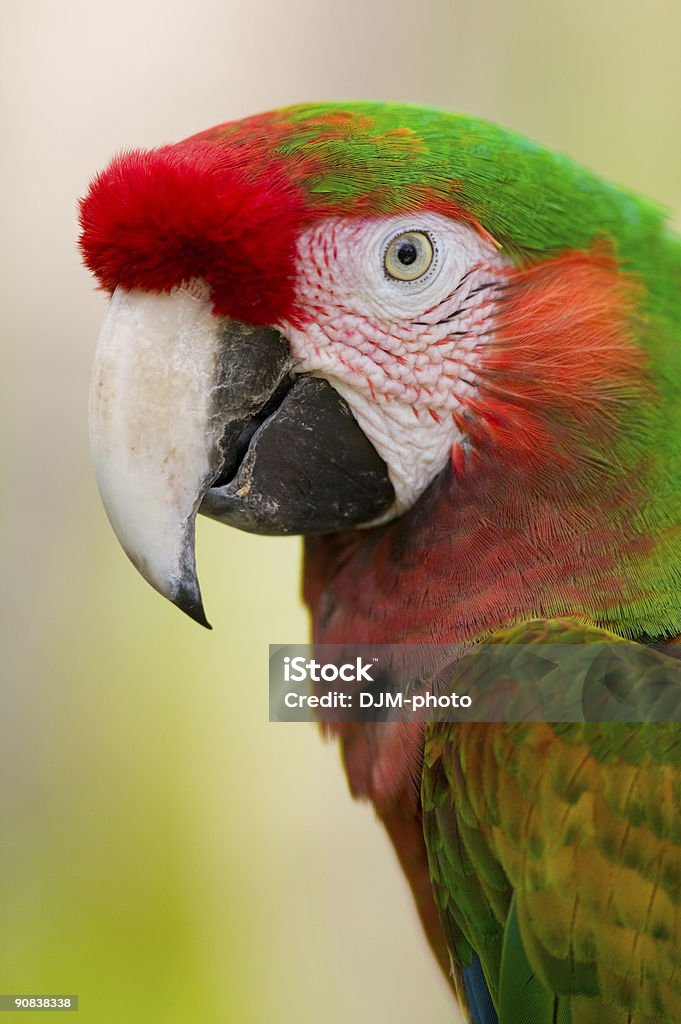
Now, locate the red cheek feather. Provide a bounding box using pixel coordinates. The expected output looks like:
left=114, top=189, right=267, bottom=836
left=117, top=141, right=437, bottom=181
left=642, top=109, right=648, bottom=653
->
left=471, top=246, right=648, bottom=469
left=78, top=141, right=308, bottom=325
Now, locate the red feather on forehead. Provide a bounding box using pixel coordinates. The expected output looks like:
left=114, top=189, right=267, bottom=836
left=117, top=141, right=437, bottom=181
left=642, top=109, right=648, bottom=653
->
left=79, top=140, right=308, bottom=324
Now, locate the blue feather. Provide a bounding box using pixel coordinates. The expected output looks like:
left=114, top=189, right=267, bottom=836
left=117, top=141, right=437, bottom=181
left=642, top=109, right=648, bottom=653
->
left=462, top=954, right=498, bottom=1024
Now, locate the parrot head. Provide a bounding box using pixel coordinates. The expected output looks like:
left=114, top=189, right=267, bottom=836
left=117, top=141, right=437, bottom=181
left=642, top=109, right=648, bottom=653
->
left=80, top=103, right=681, bottom=639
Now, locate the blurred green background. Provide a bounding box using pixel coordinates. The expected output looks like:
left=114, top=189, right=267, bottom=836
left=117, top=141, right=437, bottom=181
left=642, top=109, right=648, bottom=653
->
left=2, top=1, right=680, bottom=1021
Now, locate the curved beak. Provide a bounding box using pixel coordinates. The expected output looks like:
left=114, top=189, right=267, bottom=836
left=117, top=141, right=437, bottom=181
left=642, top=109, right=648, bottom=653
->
left=89, top=283, right=292, bottom=627
left=89, top=283, right=394, bottom=626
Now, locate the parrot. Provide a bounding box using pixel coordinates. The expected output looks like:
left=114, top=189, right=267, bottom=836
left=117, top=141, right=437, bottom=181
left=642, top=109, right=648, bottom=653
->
left=79, top=102, right=681, bottom=1023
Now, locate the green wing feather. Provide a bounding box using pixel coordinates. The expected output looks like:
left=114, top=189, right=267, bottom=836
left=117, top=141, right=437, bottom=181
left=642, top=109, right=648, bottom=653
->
left=499, top=897, right=572, bottom=1024
left=422, top=619, right=681, bottom=1023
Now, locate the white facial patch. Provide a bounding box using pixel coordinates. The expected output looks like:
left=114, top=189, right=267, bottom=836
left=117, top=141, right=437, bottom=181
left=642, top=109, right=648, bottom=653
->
left=281, top=213, right=512, bottom=515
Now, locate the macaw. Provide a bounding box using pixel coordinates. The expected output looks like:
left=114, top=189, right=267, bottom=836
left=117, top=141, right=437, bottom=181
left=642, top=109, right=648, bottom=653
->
left=80, top=103, right=681, bottom=1023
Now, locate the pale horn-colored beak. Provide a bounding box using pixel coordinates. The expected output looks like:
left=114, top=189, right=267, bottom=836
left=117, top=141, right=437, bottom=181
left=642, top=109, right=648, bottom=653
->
left=88, top=280, right=292, bottom=627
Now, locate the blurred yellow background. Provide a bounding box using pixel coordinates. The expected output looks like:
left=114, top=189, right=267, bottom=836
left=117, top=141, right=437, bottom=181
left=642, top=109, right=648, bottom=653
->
left=2, top=1, right=680, bottom=1021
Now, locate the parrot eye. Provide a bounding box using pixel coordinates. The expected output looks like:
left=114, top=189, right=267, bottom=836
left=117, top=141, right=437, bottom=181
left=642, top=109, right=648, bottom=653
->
left=383, top=231, right=435, bottom=281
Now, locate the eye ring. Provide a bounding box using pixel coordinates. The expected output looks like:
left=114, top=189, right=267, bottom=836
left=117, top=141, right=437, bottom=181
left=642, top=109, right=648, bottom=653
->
left=384, top=230, right=435, bottom=282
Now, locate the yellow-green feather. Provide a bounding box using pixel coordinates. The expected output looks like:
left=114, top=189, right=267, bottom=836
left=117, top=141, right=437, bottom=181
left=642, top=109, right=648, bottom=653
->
left=422, top=620, right=681, bottom=1023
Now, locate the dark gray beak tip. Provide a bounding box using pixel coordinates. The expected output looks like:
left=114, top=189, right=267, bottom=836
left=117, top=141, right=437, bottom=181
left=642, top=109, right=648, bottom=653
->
left=173, top=583, right=212, bottom=630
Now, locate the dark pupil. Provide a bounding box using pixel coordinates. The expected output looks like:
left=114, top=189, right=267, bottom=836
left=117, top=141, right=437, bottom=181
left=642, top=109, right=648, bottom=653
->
left=397, top=241, right=418, bottom=265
